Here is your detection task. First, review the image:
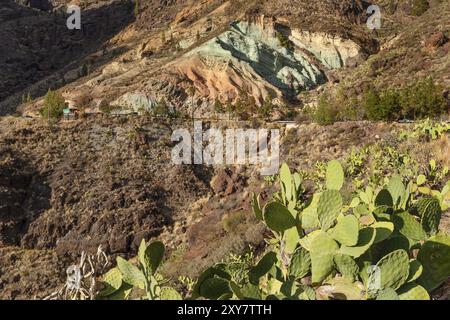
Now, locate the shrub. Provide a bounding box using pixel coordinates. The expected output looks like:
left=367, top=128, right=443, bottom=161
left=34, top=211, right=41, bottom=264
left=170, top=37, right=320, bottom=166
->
left=258, top=96, right=275, bottom=120
left=362, top=87, right=382, bottom=120
left=40, top=89, right=66, bottom=119
left=399, top=78, right=447, bottom=119
left=412, top=0, right=430, bottom=16
left=313, top=94, right=338, bottom=125
left=363, top=78, right=447, bottom=121
left=99, top=100, right=113, bottom=114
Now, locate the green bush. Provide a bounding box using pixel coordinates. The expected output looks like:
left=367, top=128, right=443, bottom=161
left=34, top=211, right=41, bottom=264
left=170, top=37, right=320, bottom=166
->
left=412, top=0, right=430, bottom=16
left=313, top=94, right=338, bottom=125
left=99, top=100, right=113, bottom=114
left=399, top=78, right=447, bottom=119
left=40, top=89, right=66, bottom=119
left=363, top=78, right=447, bottom=121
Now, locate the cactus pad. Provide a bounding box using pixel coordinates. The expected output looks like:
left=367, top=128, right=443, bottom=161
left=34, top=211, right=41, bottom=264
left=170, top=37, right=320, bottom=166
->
left=398, top=282, right=430, bottom=300
left=326, top=160, right=344, bottom=191
left=339, top=227, right=376, bottom=258
left=376, top=249, right=410, bottom=290
left=310, top=231, right=339, bottom=283
left=263, top=202, right=297, bottom=232
left=318, top=190, right=343, bottom=231
left=289, top=247, right=311, bottom=279
left=330, top=214, right=359, bottom=246
left=416, top=198, right=441, bottom=236
left=334, top=253, right=359, bottom=281
left=393, top=211, right=427, bottom=241
left=418, top=233, right=450, bottom=291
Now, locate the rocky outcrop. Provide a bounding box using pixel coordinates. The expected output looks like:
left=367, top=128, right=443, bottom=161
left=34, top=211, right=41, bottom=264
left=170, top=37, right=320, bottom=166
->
left=175, top=18, right=362, bottom=104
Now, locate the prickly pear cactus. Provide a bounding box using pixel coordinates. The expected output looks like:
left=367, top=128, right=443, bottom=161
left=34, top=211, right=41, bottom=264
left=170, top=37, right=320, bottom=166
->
left=263, top=202, right=297, bottom=232
left=393, top=211, right=427, bottom=242
left=317, top=190, right=343, bottom=231
left=418, top=233, right=450, bottom=291
left=397, top=283, right=430, bottom=300
left=387, top=175, right=405, bottom=208
left=415, top=198, right=441, bottom=236
left=376, top=288, right=399, bottom=300
left=289, top=248, right=311, bottom=279
left=339, top=227, right=376, bottom=258
left=329, top=215, right=359, bottom=246
left=280, top=163, right=293, bottom=204
left=333, top=254, right=359, bottom=281
left=310, top=231, right=339, bottom=283
left=376, top=249, right=410, bottom=291
left=99, top=268, right=123, bottom=297
left=407, top=260, right=423, bottom=283
left=326, top=160, right=344, bottom=191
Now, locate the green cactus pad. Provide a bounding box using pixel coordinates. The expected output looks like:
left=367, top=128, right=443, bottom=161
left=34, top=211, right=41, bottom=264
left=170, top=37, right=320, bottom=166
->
left=387, top=175, right=405, bottom=207
left=192, top=266, right=231, bottom=298
left=280, top=163, right=293, bottom=203
left=310, top=231, right=339, bottom=284
left=320, top=277, right=365, bottom=300
left=284, top=226, right=300, bottom=254
left=416, top=198, right=441, bottom=236
left=330, top=215, right=359, bottom=246
left=376, top=249, right=410, bottom=290
left=334, top=253, right=359, bottom=281
left=407, top=260, right=423, bottom=283
left=249, top=251, right=278, bottom=285
left=160, top=287, right=182, bottom=300
left=301, top=193, right=320, bottom=229
left=299, top=230, right=321, bottom=251
left=98, top=268, right=123, bottom=297
left=373, top=221, right=394, bottom=243
left=376, top=288, right=399, bottom=300
left=339, top=227, right=376, bottom=258
left=398, top=282, right=430, bottom=300
left=116, top=257, right=146, bottom=290
left=376, top=235, right=411, bottom=261
left=138, top=240, right=165, bottom=276
left=317, top=190, right=343, bottom=231
left=263, top=202, right=297, bottom=232
left=199, top=277, right=232, bottom=300
left=103, top=283, right=133, bottom=300
left=289, top=247, right=311, bottom=279
left=252, top=193, right=263, bottom=221
left=326, top=160, right=344, bottom=191
left=418, top=233, right=450, bottom=291
left=375, top=189, right=394, bottom=208
left=393, top=211, right=427, bottom=241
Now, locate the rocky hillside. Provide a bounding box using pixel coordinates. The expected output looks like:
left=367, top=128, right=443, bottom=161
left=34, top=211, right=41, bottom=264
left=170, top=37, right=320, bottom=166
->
left=0, top=0, right=449, bottom=299
left=2, top=0, right=447, bottom=119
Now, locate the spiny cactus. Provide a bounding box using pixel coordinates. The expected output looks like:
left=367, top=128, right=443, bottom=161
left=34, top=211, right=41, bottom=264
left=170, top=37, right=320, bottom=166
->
left=376, top=249, right=410, bottom=291
left=333, top=254, right=359, bottom=281
left=329, top=215, right=359, bottom=246
left=317, top=190, right=343, bottom=231
left=310, top=231, right=339, bottom=283
left=99, top=160, right=450, bottom=300
left=263, top=202, right=297, bottom=232
left=415, top=198, right=441, bottom=236
left=418, top=233, right=450, bottom=291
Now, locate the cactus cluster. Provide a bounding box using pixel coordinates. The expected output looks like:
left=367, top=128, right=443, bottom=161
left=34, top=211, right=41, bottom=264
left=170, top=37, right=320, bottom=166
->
left=98, top=160, right=450, bottom=300
left=99, top=240, right=181, bottom=300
